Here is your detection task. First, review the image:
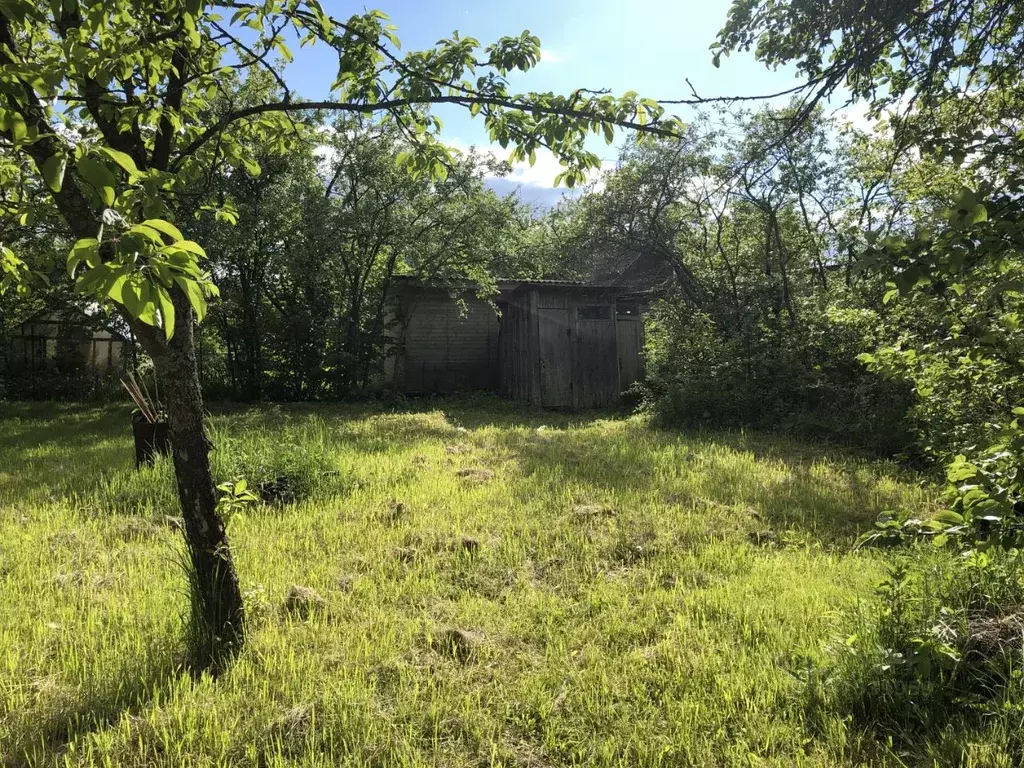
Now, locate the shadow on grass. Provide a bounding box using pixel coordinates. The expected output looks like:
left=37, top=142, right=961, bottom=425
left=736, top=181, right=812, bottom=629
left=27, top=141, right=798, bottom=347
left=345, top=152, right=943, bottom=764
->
left=492, top=418, right=922, bottom=545
left=0, top=403, right=133, bottom=504
left=2, top=395, right=925, bottom=545
left=1, top=656, right=183, bottom=768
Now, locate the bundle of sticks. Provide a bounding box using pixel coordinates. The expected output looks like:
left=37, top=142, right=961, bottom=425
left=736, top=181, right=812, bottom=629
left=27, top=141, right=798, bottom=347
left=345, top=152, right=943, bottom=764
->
left=121, top=372, right=164, bottom=423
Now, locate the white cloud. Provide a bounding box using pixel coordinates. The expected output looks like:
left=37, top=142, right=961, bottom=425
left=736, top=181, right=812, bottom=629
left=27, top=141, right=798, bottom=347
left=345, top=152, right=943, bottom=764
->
left=448, top=138, right=612, bottom=195
left=539, top=48, right=569, bottom=65
left=834, top=101, right=878, bottom=135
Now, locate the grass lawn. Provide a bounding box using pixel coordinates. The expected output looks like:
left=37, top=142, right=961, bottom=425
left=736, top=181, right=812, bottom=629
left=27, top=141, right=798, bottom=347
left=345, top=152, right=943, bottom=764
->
left=0, top=397, right=956, bottom=766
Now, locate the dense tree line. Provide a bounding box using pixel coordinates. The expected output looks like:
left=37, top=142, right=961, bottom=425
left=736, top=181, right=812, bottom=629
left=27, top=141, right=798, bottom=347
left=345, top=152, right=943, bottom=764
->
left=190, top=117, right=531, bottom=401
left=2, top=93, right=1016, bottom=468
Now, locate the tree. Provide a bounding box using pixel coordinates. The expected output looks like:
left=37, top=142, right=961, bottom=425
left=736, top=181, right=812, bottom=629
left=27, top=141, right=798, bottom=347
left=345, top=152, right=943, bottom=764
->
left=0, top=0, right=680, bottom=669
left=716, top=0, right=1024, bottom=548
left=198, top=117, right=529, bottom=400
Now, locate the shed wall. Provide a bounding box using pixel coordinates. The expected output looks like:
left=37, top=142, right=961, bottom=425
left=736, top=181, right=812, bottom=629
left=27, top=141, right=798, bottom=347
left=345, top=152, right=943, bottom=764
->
left=398, top=292, right=499, bottom=392
left=502, top=287, right=622, bottom=409
left=396, top=282, right=644, bottom=409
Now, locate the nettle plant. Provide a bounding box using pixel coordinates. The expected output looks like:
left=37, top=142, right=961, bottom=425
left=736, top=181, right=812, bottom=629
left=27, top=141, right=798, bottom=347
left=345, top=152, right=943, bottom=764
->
left=0, top=0, right=679, bottom=669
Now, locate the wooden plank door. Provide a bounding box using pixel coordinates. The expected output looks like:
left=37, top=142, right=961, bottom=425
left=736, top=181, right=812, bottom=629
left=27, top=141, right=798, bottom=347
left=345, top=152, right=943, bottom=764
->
left=616, top=316, right=644, bottom=389
left=575, top=315, right=619, bottom=408
left=537, top=307, right=572, bottom=406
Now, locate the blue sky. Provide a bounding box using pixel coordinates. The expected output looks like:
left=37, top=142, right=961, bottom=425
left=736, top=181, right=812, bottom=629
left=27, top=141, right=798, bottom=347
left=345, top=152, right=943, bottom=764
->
left=280, top=0, right=827, bottom=206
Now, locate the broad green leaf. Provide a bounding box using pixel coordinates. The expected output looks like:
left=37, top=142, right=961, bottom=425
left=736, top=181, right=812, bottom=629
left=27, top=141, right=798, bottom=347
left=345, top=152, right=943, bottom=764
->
left=105, top=270, right=130, bottom=304
left=174, top=275, right=208, bottom=323
left=933, top=510, right=965, bottom=525
left=128, top=224, right=166, bottom=244
left=946, top=459, right=980, bottom=483
left=98, top=147, right=140, bottom=178
left=42, top=154, right=66, bottom=192
left=142, top=218, right=184, bottom=242
left=121, top=276, right=161, bottom=326
left=122, top=277, right=146, bottom=318
left=170, top=240, right=207, bottom=259
left=9, top=112, right=26, bottom=142
left=156, top=283, right=176, bottom=341
left=76, top=157, right=116, bottom=206
left=66, top=238, right=99, bottom=276
left=242, top=157, right=262, bottom=177
left=75, top=263, right=111, bottom=294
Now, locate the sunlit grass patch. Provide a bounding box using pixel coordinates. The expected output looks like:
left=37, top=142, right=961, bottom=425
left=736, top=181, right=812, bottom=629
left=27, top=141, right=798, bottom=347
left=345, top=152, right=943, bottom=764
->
left=0, top=397, right=966, bottom=766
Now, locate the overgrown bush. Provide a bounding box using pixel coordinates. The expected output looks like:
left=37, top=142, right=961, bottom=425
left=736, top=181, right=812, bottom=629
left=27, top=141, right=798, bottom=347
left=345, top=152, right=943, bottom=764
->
left=644, top=298, right=915, bottom=455
left=211, top=427, right=336, bottom=505
left=95, top=421, right=337, bottom=514
left=807, top=551, right=1024, bottom=738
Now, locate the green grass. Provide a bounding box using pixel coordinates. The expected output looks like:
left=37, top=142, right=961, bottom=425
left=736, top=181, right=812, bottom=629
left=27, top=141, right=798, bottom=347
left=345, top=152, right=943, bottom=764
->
left=0, top=396, right=990, bottom=766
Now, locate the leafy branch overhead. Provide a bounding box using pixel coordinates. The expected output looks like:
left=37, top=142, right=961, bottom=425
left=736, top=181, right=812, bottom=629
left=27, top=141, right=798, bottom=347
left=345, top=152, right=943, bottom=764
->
left=0, top=0, right=681, bottom=341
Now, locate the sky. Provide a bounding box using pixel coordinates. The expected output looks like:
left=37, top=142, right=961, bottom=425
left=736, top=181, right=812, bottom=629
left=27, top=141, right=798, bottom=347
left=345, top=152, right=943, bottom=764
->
left=279, top=0, right=847, bottom=207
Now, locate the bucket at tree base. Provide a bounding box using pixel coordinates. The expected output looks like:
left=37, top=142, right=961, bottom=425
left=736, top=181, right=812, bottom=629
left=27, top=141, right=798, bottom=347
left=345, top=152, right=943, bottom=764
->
left=132, top=411, right=170, bottom=468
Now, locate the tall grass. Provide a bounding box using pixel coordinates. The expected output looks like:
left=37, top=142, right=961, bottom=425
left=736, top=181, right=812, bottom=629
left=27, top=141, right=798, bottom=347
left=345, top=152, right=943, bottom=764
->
left=1, top=398, right=1007, bottom=766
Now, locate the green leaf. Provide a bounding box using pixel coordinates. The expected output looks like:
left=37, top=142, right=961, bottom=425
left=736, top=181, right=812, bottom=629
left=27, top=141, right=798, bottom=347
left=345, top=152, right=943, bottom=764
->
left=120, top=277, right=160, bottom=327
left=156, top=283, right=175, bottom=341
left=142, top=218, right=184, bottom=242
left=9, top=112, right=26, bottom=142
left=76, top=157, right=116, bottom=206
left=75, top=263, right=111, bottom=294
left=121, top=277, right=146, bottom=318
left=128, top=224, right=165, bottom=244
left=168, top=240, right=207, bottom=259
left=98, top=147, right=140, bottom=178
left=933, top=510, right=965, bottom=526
left=42, top=154, right=66, bottom=192
left=174, top=276, right=208, bottom=323
left=105, top=270, right=130, bottom=304
left=946, top=459, right=980, bottom=483
left=66, top=238, right=99, bottom=276
left=242, top=157, right=262, bottom=177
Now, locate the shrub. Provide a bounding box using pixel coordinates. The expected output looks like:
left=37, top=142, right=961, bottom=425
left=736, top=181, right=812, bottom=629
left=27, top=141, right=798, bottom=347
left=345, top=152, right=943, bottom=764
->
left=211, top=426, right=335, bottom=505
left=807, top=551, right=1024, bottom=738
left=644, top=299, right=915, bottom=455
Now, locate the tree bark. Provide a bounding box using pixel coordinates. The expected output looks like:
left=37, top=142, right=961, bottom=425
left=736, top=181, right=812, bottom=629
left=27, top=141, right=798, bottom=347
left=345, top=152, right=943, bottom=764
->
left=144, top=290, right=245, bottom=669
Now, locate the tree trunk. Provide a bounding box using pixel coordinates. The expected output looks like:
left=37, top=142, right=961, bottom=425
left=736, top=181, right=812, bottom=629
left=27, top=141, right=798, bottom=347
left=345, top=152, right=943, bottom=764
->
left=146, top=291, right=245, bottom=671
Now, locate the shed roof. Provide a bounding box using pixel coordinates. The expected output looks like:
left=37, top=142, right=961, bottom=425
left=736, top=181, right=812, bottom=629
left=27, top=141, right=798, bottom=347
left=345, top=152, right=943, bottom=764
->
left=495, top=278, right=623, bottom=292
left=392, top=275, right=625, bottom=294
left=17, top=305, right=129, bottom=341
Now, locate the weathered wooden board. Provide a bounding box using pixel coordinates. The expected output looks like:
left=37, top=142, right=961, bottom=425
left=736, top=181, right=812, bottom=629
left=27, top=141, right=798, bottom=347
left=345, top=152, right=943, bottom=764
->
left=538, top=306, right=572, bottom=407
left=616, top=316, right=645, bottom=390
left=574, top=313, right=619, bottom=409
left=401, top=293, right=498, bottom=392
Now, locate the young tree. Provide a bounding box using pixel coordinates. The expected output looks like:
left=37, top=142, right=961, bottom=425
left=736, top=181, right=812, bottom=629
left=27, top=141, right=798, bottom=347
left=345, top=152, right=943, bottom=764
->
left=0, top=0, right=679, bottom=668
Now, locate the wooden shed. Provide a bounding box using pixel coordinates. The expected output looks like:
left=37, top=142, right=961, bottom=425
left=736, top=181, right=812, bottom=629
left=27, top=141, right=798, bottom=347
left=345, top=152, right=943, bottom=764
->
left=391, top=278, right=644, bottom=409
